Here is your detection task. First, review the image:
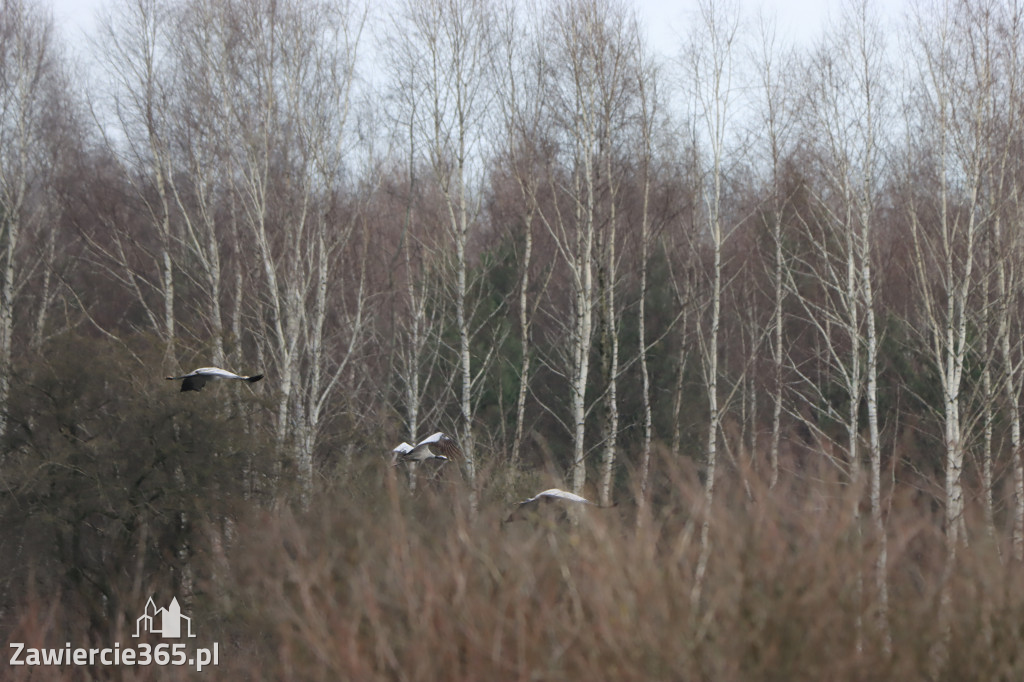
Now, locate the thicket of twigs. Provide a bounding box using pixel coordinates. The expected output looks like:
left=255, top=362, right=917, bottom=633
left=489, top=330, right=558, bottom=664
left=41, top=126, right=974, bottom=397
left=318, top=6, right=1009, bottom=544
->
left=6, top=444, right=1023, bottom=682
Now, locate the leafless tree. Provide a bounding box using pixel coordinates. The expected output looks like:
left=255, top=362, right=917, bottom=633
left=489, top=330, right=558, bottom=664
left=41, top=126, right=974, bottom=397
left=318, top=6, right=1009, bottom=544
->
left=376, top=9, right=443, bottom=484
left=1004, top=189, right=1024, bottom=563
left=384, top=0, right=499, bottom=507
left=163, top=0, right=237, bottom=368
left=493, top=0, right=552, bottom=472
left=790, top=0, right=891, bottom=648
left=751, top=11, right=797, bottom=491
left=980, top=0, right=1024, bottom=564
left=0, top=0, right=71, bottom=439
left=635, top=31, right=660, bottom=518
left=385, top=93, right=449, bottom=488
left=92, top=0, right=179, bottom=359
left=200, top=0, right=367, bottom=502
left=903, top=0, right=1006, bottom=669
left=535, top=0, right=637, bottom=496
left=592, top=5, right=641, bottom=508
left=682, top=0, right=741, bottom=610
left=905, top=0, right=996, bottom=560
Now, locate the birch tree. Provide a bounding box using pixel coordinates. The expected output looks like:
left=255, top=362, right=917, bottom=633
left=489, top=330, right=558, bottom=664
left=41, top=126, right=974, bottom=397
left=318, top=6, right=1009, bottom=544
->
left=552, top=0, right=597, bottom=496
left=538, top=0, right=635, bottom=495
left=955, top=0, right=1024, bottom=557
left=592, top=5, right=640, bottom=508
left=164, top=0, right=237, bottom=367
left=1005, top=188, right=1024, bottom=563
left=981, top=0, right=1024, bottom=563
left=905, top=0, right=994, bottom=560
left=93, top=0, right=179, bottom=359
left=794, top=0, right=890, bottom=646
left=384, top=78, right=448, bottom=486
left=213, top=0, right=366, bottom=502
left=904, top=0, right=1000, bottom=670
left=494, top=0, right=550, bottom=471
left=0, top=0, right=68, bottom=439
left=683, top=0, right=740, bottom=608
left=751, top=12, right=796, bottom=490
left=386, top=0, right=498, bottom=505
left=393, top=160, right=445, bottom=484
left=538, top=0, right=599, bottom=495
left=635, top=34, right=659, bottom=517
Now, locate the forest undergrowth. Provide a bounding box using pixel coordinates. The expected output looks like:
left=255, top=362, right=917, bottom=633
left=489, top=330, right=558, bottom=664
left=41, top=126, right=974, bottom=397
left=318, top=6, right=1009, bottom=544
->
left=6, top=450, right=1023, bottom=682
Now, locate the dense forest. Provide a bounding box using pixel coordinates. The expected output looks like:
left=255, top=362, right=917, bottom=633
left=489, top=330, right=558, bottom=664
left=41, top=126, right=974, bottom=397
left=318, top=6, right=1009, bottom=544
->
left=3, top=0, right=1024, bottom=678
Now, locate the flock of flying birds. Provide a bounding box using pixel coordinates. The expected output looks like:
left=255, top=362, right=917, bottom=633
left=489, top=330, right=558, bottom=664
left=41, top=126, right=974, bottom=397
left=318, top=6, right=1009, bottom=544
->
left=390, top=432, right=596, bottom=521
left=166, top=366, right=596, bottom=522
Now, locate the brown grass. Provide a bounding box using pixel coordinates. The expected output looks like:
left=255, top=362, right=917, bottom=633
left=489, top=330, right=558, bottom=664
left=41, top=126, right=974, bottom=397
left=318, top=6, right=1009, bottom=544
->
left=7, top=455, right=1024, bottom=681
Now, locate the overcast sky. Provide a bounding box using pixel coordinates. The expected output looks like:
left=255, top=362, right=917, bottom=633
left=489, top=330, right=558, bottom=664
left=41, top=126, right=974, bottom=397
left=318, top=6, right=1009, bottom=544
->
left=45, top=0, right=876, bottom=49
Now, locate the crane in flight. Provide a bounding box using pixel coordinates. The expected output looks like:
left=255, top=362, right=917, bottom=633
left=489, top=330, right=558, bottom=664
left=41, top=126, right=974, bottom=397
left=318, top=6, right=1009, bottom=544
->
left=166, top=367, right=264, bottom=392
left=391, top=432, right=460, bottom=464
left=504, top=488, right=595, bottom=523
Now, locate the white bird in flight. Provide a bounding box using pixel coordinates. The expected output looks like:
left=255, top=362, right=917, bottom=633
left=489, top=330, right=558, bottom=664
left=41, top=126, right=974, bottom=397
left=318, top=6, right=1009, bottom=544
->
left=166, top=367, right=264, bottom=392
left=505, top=488, right=594, bottom=523
left=391, top=432, right=459, bottom=464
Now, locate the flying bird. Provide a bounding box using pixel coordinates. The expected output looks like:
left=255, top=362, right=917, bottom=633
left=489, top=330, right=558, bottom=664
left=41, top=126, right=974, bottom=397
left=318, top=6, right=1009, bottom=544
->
left=391, top=431, right=460, bottom=464
left=505, top=488, right=594, bottom=523
left=166, top=367, right=264, bottom=392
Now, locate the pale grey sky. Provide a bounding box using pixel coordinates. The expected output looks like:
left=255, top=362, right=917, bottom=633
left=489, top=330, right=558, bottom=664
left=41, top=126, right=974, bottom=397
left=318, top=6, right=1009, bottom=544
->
left=47, top=0, right=906, bottom=66
left=636, top=0, right=831, bottom=54
left=45, top=0, right=856, bottom=49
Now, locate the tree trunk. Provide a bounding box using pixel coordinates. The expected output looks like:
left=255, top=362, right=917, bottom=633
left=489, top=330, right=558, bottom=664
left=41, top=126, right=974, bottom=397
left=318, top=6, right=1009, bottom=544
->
left=598, top=159, right=620, bottom=508
left=636, top=57, right=655, bottom=518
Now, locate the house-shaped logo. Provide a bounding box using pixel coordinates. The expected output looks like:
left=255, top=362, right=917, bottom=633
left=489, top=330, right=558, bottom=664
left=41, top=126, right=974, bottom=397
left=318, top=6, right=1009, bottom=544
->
left=133, top=596, right=196, bottom=638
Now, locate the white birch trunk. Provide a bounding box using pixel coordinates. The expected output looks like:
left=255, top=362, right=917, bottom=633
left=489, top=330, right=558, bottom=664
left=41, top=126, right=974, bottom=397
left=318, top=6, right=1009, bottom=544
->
left=494, top=9, right=546, bottom=473
left=670, top=306, right=688, bottom=460
left=994, top=221, right=1023, bottom=560
left=394, top=0, right=495, bottom=507
left=907, top=5, right=987, bottom=660
left=636, top=56, right=655, bottom=517
left=598, top=157, right=620, bottom=508
left=687, top=0, right=738, bottom=610
left=571, top=162, right=595, bottom=495
left=980, top=262, right=996, bottom=539
left=402, top=217, right=426, bottom=489
left=752, top=17, right=787, bottom=490
left=0, top=0, right=59, bottom=439
left=770, top=206, right=784, bottom=489
left=455, top=159, right=477, bottom=503
left=860, top=201, right=887, bottom=648
left=511, top=205, right=534, bottom=470
left=0, top=194, right=18, bottom=442
left=30, top=219, right=57, bottom=350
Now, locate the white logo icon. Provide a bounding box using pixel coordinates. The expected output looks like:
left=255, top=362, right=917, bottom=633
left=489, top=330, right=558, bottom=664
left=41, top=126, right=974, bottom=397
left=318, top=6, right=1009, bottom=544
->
left=133, top=597, right=196, bottom=639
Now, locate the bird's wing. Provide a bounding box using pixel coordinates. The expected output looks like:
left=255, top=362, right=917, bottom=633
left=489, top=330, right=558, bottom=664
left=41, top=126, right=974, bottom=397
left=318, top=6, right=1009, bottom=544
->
left=193, top=367, right=245, bottom=380
left=180, top=375, right=208, bottom=392
left=392, top=442, right=413, bottom=454
left=536, top=489, right=592, bottom=504
left=405, top=442, right=433, bottom=459
left=413, top=432, right=462, bottom=459
left=416, top=431, right=446, bottom=446
left=436, top=438, right=461, bottom=459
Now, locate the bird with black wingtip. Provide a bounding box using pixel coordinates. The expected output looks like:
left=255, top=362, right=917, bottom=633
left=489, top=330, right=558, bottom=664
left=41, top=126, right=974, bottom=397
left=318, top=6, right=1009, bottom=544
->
left=166, top=367, right=264, bottom=392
